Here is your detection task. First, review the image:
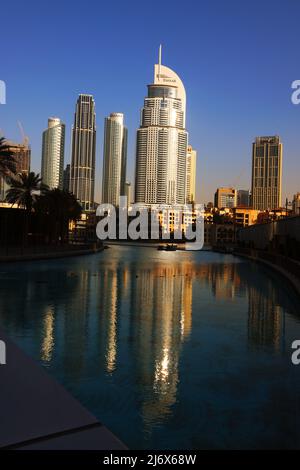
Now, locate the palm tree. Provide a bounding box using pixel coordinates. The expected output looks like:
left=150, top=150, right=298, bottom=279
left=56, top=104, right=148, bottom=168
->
left=0, top=137, right=16, bottom=177
left=5, top=172, right=48, bottom=212
left=35, top=189, right=82, bottom=244
left=5, top=172, right=48, bottom=246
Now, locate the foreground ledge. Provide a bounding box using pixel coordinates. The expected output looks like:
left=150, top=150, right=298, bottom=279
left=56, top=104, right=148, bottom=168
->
left=0, top=329, right=126, bottom=450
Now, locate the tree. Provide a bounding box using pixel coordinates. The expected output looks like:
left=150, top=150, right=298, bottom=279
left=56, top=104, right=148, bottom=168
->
left=5, top=172, right=48, bottom=212
left=0, top=137, right=16, bottom=177
left=5, top=172, right=48, bottom=246
left=35, top=189, right=82, bottom=244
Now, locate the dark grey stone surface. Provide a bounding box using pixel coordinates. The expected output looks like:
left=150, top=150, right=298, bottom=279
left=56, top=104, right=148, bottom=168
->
left=0, top=329, right=126, bottom=450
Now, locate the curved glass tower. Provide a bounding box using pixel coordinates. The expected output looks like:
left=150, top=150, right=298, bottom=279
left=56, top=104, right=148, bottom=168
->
left=135, top=51, right=188, bottom=205
left=41, top=117, right=65, bottom=189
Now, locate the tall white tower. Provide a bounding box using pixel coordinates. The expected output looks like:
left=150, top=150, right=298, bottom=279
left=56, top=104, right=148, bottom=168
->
left=102, top=113, right=127, bottom=205
left=135, top=47, right=188, bottom=205
left=41, top=117, right=65, bottom=189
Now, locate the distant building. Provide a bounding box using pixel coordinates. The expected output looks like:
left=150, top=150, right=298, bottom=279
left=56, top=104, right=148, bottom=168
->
left=102, top=113, right=127, bottom=206
left=237, top=189, right=250, bottom=207
left=251, top=136, right=282, bottom=210
left=232, top=207, right=259, bottom=227
left=124, top=182, right=132, bottom=206
left=0, top=140, right=31, bottom=201
left=70, top=94, right=96, bottom=211
left=41, top=117, right=65, bottom=189
left=6, top=140, right=31, bottom=175
left=186, top=145, right=197, bottom=204
left=292, top=193, right=300, bottom=216
left=214, top=187, right=237, bottom=209
left=63, top=164, right=70, bottom=192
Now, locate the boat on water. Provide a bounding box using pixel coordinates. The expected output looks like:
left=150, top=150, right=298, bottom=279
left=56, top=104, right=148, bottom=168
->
left=157, top=244, right=177, bottom=251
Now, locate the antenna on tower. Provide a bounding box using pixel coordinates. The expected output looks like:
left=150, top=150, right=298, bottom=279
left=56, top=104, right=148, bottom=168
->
left=158, top=44, right=162, bottom=77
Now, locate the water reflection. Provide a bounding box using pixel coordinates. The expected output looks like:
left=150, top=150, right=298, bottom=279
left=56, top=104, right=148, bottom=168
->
left=0, top=249, right=298, bottom=448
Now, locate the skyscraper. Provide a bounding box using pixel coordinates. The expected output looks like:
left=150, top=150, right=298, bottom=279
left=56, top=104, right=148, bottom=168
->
left=70, top=94, right=96, bottom=211
left=251, top=136, right=282, bottom=210
left=135, top=47, right=188, bottom=205
left=41, top=117, right=65, bottom=189
left=102, top=113, right=127, bottom=205
left=186, top=145, right=197, bottom=204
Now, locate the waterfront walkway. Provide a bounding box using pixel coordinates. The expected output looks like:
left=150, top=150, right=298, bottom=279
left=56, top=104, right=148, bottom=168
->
left=0, top=329, right=126, bottom=450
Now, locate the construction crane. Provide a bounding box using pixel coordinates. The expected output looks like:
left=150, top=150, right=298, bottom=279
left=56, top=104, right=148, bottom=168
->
left=17, top=121, right=29, bottom=147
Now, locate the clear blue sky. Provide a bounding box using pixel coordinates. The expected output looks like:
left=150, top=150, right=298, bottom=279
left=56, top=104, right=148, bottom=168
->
left=1, top=0, right=300, bottom=204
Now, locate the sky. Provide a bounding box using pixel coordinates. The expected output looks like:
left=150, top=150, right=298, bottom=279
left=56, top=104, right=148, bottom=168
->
left=1, top=0, right=300, bottom=204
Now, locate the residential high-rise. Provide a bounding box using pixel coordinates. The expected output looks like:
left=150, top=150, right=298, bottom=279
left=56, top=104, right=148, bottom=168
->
left=251, top=136, right=282, bottom=210
left=63, top=164, right=70, bottom=192
left=135, top=47, right=188, bottom=205
left=102, top=113, right=127, bottom=205
left=214, top=187, right=237, bottom=209
left=41, top=117, right=65, bottom=189
left=186, top=145, right=197, bottom=204
left=70, top=94, right=96, bottom=211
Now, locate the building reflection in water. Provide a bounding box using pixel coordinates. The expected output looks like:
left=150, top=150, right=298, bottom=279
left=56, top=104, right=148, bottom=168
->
left=247, top=280, right=285, bottom=351
left=41, top=306, right=55, bottom=362
left=32, top=253, right=289, bottom=434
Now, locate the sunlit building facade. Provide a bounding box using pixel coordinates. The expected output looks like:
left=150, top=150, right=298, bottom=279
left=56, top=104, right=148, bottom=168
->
left=102, top=113, right=127, bottom=205
left=251, top=136, right=282, bottom=210
left=135, top=49, right=188, bottom=204
left=70, top=94, right=96, bottom=211
left=41, top=117, right=65, bottom=189
left=186, top=145, right=197, bottom=203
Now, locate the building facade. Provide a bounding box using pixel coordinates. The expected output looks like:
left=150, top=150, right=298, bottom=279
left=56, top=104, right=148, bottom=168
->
left=237, top=189, right=250, bottom=207
left=292, top=193, right=300, bottom=216
left=41, top=117, right=65, bottom=189
left=102, top=113, right=127, bottom=205
left=0, top=140, right=31, bottom=201
left=63, top=164, right=70, bottom=192
left=124, top=182, right=132, bottom=206
left=214, top=187, right=237, bottom=209
left=251, top=136, right=282, bottom=211
left=186, top=145, right=197, bottom=204
left=135, top=49, right=188, bottom=205
left=70, top=94, right=96, bottom=211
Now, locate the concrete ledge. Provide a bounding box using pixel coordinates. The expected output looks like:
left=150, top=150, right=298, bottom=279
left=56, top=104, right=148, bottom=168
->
left=0, top=329, right=126, bottom=450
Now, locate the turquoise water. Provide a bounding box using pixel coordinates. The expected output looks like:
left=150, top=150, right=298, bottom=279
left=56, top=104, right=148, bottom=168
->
left=0, top=246, right=300, bottom=449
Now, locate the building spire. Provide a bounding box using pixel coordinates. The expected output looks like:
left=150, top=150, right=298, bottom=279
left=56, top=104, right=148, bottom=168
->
left=158, top=44, right=162, bottom=76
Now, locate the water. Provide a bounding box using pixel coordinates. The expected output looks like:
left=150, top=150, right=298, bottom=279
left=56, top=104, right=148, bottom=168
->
left=0, top=246, right=300, bottom=449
